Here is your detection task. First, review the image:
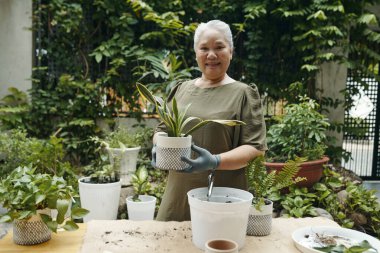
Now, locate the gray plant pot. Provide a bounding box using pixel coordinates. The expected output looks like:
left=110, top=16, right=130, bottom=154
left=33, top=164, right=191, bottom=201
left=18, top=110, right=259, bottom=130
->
left=246, top=199, right=273, bottom=236
left=156, top=134, right=191, bottom=170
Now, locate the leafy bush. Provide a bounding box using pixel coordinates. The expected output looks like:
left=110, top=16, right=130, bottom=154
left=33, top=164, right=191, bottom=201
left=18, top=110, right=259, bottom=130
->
left=267, top=96, right=330, bottom=162
left=0, top=167, right=88, bottom=232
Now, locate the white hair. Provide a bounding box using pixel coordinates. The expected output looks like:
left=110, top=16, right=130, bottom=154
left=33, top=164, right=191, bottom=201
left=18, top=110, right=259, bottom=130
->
left=193, top=20, right=233, bottom=51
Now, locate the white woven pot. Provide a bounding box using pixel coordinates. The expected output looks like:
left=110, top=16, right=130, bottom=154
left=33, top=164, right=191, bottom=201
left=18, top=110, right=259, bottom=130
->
left=79, top=177, right=121, bottom=222
left=246, top=199, right=273, bottom=236
left=156, top=134, right=191, bottom=170
left=107, top=146, right=140, bottom=185
left=13, top=209, right=51, bottom=245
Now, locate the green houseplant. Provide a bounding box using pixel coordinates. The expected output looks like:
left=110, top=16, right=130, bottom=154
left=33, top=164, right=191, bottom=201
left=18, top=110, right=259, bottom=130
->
left=126, top=166, right=157, bottom=221
left=136, top=82, right=245, bottom=170
left=265, top=96, right=330, bottom=187
left=78, top=154, right=122, bottom=222
left=94, top=126, right=153, bottom=185
left=0, top=166, right=88, bottom=245
left=246, top=155, right=305, bottom=236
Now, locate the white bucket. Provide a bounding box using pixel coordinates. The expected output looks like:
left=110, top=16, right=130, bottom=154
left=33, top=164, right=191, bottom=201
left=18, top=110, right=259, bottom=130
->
left=126, top=195, right=156, bottom=221
left=187, top=187, right=253, bottom=250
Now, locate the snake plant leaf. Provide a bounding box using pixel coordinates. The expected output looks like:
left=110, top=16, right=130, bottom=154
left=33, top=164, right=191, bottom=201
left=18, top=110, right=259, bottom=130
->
left=184, top=119, right=245, bottom=136
left=136, top=82, right=157, bottom=105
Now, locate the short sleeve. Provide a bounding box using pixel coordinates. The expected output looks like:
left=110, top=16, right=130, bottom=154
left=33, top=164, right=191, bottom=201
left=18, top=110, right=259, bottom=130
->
left=238, top=84, right=268, bottom=151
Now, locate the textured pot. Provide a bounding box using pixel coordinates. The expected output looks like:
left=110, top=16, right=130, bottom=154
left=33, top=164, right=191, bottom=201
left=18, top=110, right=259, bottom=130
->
left=156, top=134, right=191, bottom=170
left=247, top=200, right=273, bottom=236
left=13, top=210, right=51, bottom=245
left=107, top=146, right=141, bottom=185
left=265, top=156, right=330, bottom=188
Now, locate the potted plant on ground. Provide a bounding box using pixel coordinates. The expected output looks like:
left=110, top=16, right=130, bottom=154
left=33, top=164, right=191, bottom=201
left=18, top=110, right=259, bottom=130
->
left=246, top=155, right=305, bottom=236
left=265, top=96, right=330, bottom=187
left=94, top=126, right=152, bottom=185
left=126, top=166, right=156, bottom=221
left=0, top=166, right=88, bottom=245
left=137, top=83, right=245, bottom=170
left=78, top=154, right=121, bottom=222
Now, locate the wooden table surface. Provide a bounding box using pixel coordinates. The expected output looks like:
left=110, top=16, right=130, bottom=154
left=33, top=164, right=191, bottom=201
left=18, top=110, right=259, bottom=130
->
left=0, top=224, right=86, bottom=253
left=0, top=217, right=340, bottom=253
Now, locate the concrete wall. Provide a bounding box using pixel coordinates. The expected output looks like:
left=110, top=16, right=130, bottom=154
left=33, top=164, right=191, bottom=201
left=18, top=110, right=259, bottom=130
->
left=0, top=0, right=33, bottom=98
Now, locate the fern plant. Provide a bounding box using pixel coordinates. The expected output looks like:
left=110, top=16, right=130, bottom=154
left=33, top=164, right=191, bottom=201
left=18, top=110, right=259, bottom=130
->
left=247, top=155, right=306, bottom=210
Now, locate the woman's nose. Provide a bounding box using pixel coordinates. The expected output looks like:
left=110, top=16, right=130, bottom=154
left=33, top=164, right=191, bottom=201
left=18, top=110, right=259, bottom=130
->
left=207, top=50, right=217, bottom=59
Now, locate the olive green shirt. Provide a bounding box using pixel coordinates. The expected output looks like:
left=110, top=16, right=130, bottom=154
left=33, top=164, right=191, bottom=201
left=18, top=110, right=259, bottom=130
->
left=156, top=79, right=267, bottom=221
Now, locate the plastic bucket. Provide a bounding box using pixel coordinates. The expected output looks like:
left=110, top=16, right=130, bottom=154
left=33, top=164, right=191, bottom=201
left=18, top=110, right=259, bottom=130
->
left=187, top=187, right=253, bottom=250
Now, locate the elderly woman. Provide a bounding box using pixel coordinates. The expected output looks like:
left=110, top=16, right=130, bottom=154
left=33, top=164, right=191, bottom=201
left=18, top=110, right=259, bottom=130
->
left=154, top=20, right=267, bottom=221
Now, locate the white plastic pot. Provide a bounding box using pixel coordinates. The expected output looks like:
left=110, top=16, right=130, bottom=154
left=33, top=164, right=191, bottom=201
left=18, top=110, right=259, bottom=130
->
left=156, top=134, right=191, bottom=170
left=107, top=146, right=140, bottom=185
left=78, top=177, right=121, bottom=222
left=126, top=195, right=156, bottom=221
left=187, top=187, right=253, bottom=250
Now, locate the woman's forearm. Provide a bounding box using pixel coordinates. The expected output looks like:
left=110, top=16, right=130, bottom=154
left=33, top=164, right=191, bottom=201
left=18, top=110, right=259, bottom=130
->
left=218, top=145, right=264, bottom=170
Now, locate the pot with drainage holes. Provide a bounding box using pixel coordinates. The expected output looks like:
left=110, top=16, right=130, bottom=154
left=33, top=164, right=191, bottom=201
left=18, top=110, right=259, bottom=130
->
left=187, top=187, right=253, bottom=251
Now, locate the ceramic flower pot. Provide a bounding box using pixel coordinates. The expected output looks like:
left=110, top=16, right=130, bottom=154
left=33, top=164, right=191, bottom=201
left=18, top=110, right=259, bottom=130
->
left=246, top=199, right=273, bottom=236
left=126, top=195, right=156, bottom=221
left=79, top=177, right=122, bottom=222
left=13, top=210, right=51, bottom=245
left=156, top=134, right=191, bottom=170
left=106, top=146, right=141, bottom=185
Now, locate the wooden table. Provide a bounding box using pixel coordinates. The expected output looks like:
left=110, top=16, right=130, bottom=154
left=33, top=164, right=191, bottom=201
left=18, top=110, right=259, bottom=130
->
left=0, top=217, right=339, bottom=253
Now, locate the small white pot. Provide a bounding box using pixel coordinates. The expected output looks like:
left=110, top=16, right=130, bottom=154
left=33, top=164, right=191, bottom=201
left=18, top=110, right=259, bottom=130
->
left=156, top=134, right=191, bottom=170
left=79, top=177, right=121, bottom=222
left=126, top=195, right=156, bottom=221
left=246, top=199, right=273, bottom=236
left=107, top=146, right=141, bottom=185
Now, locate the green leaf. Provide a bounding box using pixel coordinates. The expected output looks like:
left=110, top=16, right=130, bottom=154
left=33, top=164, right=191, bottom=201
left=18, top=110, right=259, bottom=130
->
left=0, top=215, right=12, bottom=222
left=62, top=220, right=79, bottom=231
left=71, top=207, right=89, bottom=219
left=18, top=210, right=32, bottom=220
left=95, top=53, right=102, bottom=63
left=56, top=199, right=70, bottom=224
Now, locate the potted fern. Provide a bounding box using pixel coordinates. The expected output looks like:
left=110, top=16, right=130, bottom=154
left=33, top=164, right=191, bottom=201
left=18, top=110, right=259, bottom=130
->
left=266, top=96, right=330, bottom=187
left=137, top=83, right=245, bottom=170
left=126, top=166, right=156, bottom=221
left=246, top=155, right=305, bottom=236
left=0, top=166, right=88, bottom=245
left=78, top=154, right=121, bottom=222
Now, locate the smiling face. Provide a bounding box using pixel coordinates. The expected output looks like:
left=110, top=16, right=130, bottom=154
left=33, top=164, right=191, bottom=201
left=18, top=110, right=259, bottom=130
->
left=195, top=28, right=233, bottom=82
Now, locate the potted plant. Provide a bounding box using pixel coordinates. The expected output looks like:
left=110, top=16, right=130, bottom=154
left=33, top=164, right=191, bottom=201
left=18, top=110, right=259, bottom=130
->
left=0, top=166, right=88, bottom=245
left=265, top=96, right=330, bottom=187
left=126, top=166, right=157, bottom=221
left=246, top=155, right=305, bottom=236
left=94, top=126, right=152, bottom=185
left=136, top=83, right=245, bottom=170
left=78, top=154, right=122, bottom=222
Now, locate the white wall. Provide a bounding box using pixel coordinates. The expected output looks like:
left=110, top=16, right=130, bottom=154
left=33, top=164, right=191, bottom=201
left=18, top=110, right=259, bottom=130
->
left=0, top=0, right=33, bottom=98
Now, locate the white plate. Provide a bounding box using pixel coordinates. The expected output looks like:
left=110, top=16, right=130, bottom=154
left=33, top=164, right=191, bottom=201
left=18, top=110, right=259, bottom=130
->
left=292, top=226, right=380, bottom=253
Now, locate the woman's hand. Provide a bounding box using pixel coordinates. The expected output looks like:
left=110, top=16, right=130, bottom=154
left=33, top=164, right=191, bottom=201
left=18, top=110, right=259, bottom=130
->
left=181, top=144, right=221, bottom=172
